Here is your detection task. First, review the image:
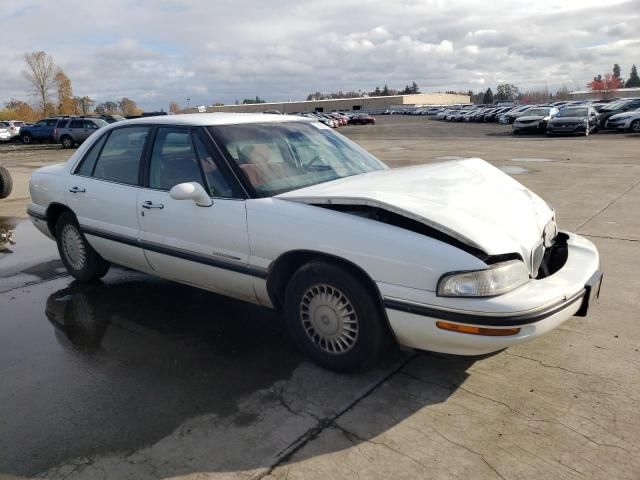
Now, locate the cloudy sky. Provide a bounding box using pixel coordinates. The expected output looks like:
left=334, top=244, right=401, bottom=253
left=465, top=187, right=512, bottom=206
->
left=1, top=0, right=639, bottom=110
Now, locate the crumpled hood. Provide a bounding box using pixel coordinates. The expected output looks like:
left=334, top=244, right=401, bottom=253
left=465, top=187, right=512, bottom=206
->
left=277, top=158, right=554, bottom=268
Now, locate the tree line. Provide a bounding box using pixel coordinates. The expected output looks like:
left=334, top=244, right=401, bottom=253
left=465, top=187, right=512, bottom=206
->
left=0, top=51, right=144, bottom=122
left=305, top=82, right=420, bottom=101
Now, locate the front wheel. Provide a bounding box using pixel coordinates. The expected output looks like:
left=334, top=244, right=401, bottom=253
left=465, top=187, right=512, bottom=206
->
left=21, top=133, right=33, bottom=144
left=284, top=261, right=390, bottom=372
left=630, top=119, right=640, bottom=133
left=56, top=212, right=110, bottom=282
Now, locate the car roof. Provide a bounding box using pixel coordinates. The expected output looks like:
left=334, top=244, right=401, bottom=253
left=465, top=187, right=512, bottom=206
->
left=114, top=113, right=314, bottom=128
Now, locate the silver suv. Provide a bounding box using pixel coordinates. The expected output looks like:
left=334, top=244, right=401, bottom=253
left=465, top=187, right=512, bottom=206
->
left=54, top=117, right=108, bottom=148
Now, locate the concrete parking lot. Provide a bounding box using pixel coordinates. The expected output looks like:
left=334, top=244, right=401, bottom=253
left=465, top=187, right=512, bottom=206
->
left=0, top=116, right=638, bottom=479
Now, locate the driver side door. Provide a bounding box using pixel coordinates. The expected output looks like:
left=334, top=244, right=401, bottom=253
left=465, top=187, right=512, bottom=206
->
left=137, top=126, right=256, bottom=301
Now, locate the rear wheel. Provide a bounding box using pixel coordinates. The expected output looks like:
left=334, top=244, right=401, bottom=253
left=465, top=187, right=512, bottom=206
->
left=284, top=261, right=389, bottom=372
left=56, top=212, right=110, bottom=282
left=0, top=166, right=12, bottom=199
left=630, top=119, right=640, bottom=133
left=60, top=135, right=74, bottom=148
left=21, top=133, right=33, bottom=144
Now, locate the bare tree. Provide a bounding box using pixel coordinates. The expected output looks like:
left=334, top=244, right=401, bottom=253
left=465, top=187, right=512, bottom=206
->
left=22, top=51, right=58, bottom=113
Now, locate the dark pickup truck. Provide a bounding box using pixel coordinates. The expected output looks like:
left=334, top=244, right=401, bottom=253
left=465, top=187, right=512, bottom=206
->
left=20, top=117, right=63, bottom=144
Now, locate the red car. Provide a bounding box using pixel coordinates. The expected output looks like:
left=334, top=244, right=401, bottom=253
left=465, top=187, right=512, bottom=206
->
left=351, top=114, right=376, bottom=125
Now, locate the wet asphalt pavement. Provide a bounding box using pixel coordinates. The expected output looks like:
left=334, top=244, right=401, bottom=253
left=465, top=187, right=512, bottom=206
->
left=0, top=218, right=302, bottom=475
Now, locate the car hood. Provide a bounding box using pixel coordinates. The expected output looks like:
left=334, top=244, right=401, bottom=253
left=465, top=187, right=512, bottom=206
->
left=277, top=158, right=554, bottom=267
left=608, top=111, right=639, bottom=120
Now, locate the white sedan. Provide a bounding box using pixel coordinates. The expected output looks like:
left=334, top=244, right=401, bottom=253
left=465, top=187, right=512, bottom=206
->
left=27, top=114, right=602, bottom=371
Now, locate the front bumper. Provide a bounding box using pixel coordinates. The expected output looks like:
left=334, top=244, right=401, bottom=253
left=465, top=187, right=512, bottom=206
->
left=547, top=123, right=587, bottom=134
left=513, top=121, right=544, bottom=131
left=381, top=231, right=601, bottom=355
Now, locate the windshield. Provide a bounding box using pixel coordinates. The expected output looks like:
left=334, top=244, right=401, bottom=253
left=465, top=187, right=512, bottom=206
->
left=556, top=108, right=588, bottom=117
left=522, top=108, right=550, bottom=116
left=209, top=121, right=387, bottom=197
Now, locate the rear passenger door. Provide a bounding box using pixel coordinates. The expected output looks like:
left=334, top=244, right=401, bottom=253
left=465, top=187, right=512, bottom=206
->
left=66, top=126, right=151, bottom=271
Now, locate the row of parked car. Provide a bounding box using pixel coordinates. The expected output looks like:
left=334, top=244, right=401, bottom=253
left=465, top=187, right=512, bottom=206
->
left=296, top=111, right=375, bottom=127
left=2, top=110, right=377, bottom=150
left=433, top=98, right=640, bottom=136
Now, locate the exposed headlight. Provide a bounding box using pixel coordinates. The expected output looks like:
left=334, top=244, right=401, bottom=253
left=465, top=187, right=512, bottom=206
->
left=437, top=260, right=530, bottom=297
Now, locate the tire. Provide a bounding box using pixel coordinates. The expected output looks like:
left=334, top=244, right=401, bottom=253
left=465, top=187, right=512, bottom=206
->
left=21, top=133, right=33, bottom=144
left=60, top=135, right=74, bottom=148
left=55, top=211, right=110, bottom=282
left=284, top=261, right=390, bottom=372
left=630, top=119, right=640, bottom=133
left=0, top=165, right=12, bottom=199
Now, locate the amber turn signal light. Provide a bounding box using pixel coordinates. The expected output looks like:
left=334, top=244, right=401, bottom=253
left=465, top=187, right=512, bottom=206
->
left=436, top=321, right=520, bottom=336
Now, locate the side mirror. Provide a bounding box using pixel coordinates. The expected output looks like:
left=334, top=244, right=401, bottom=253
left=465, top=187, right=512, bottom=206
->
left=169, top=182, right=213, bottom=207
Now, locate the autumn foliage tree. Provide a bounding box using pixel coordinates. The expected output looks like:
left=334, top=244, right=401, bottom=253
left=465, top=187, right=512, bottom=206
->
left=587, top=73, right=624, bottom=98
left=54, top=70, right=75, bottom=115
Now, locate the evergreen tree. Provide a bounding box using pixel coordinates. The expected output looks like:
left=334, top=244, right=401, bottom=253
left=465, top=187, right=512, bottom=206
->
left=613, top=63, right=621, bottom=80
left=625, top=65, right=640, bottom=88
left=382, top=84, right=390, bottom=96
left=483, top=88, right=494, bottom=104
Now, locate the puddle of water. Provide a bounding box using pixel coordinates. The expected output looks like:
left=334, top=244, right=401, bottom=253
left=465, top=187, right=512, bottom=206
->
left=511, top=157, right=555, bottom=162
left=499, top=165, right=530, bottom=175
left=0, top=270, right=301, bottom=475
left=0, top=217, right=62, bottom=290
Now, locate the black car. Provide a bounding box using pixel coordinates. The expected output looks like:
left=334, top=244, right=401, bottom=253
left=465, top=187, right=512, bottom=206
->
left=546, top=106, right=599, bottom=136
left=596, top=98, right=640, bottom=128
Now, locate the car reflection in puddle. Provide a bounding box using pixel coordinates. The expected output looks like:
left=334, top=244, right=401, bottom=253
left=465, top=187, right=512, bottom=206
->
left=2, top=270, right=303, bottom=475
left=0, top=217, right=17, bottom=253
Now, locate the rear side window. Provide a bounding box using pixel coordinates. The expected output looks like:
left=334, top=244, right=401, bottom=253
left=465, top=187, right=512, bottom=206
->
left=93, top=127, right=150, bottom=185
left=69, top=120, right=83, bottom=128
left=75, top=133, right=108, bottom=176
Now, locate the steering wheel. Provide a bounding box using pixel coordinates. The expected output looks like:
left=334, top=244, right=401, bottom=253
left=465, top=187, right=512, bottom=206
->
left=306, top=156, right=328, bottom=168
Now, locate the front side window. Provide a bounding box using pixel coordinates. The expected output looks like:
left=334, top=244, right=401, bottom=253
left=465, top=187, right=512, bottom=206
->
left=75, top=133, right=108, bottom=176
left=209, top=122, right=386, bottom=197
left=148, top=127, right=204, bottom=191
left=93, top=126, right=149, bottom=185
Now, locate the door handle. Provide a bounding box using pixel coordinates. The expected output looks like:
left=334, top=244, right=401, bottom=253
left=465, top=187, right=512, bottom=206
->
left=69, top=186, right=86, bottom=193
left=142, top=201, right=164, bottom=209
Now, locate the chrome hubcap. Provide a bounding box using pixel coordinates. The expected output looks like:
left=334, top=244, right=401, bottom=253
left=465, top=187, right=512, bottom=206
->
left=300, top=284, right=359, bottom=355
left=62, top=224, right=86, bottom=271
left=632, top=121, right=640, bottom=132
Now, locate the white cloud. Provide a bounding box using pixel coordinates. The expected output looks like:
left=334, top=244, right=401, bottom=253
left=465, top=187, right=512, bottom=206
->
left=0, top=0, right=638, bottom=110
